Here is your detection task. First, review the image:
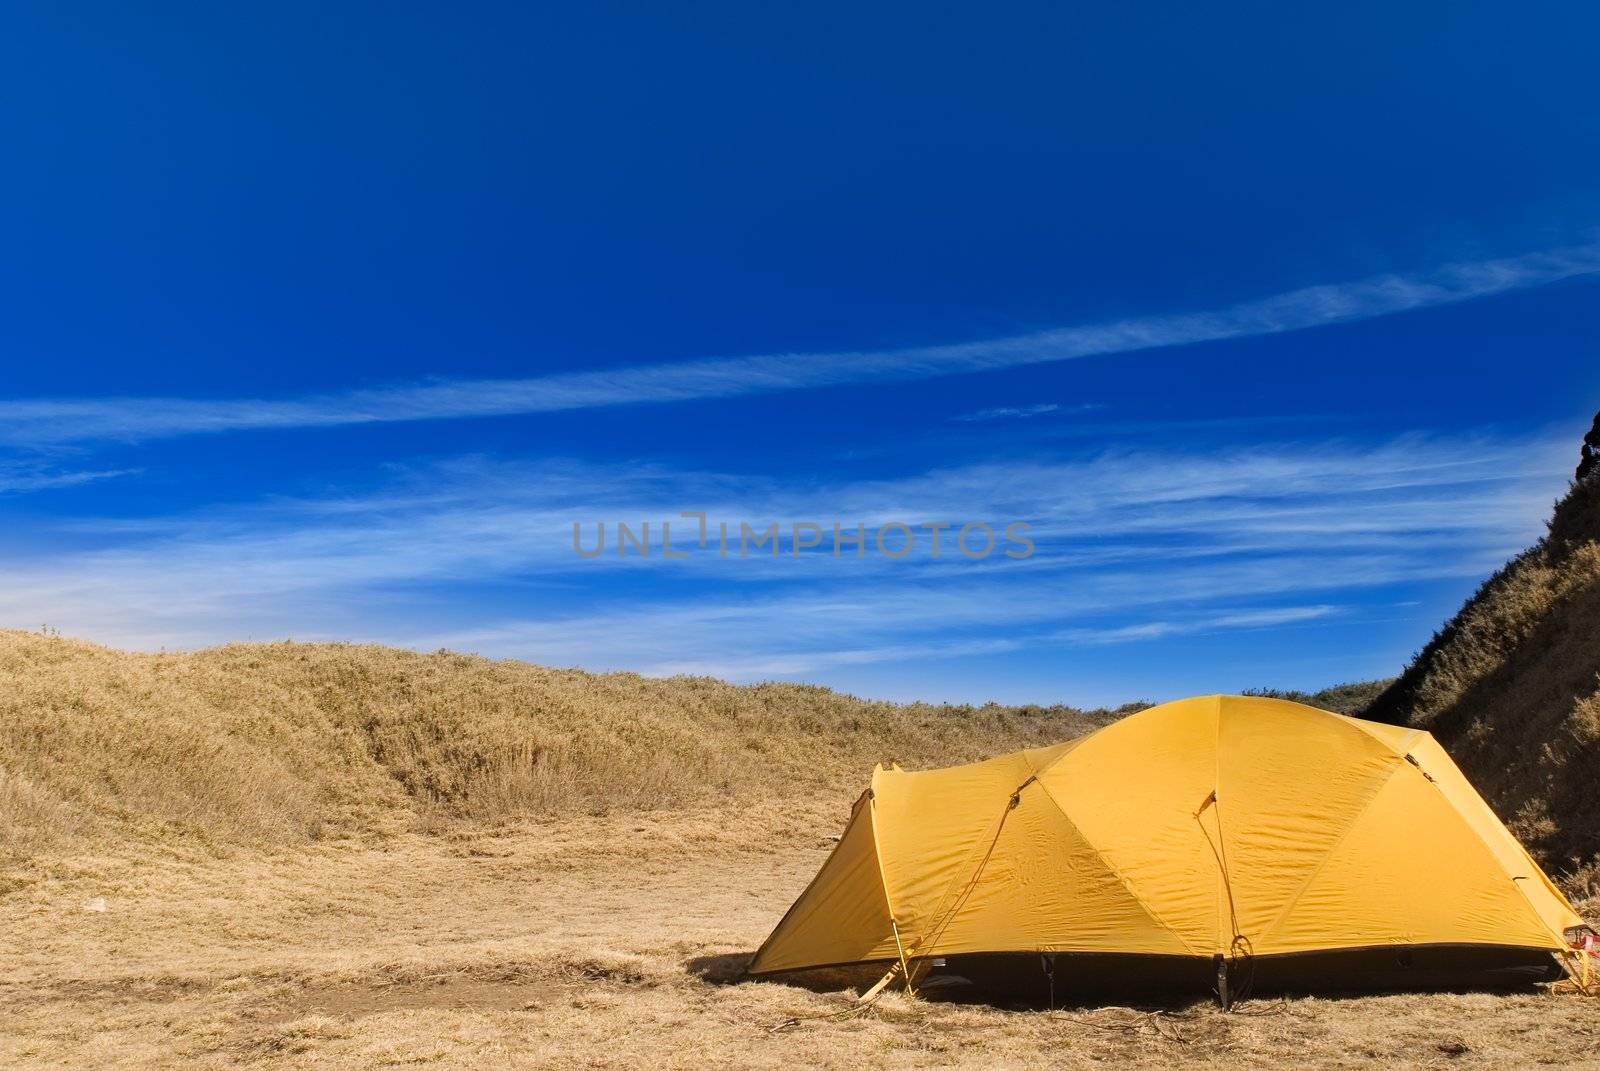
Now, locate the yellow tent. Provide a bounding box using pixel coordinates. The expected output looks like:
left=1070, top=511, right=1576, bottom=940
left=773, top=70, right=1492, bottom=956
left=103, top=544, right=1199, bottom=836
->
left=750, top=695, right=1585, bottom=995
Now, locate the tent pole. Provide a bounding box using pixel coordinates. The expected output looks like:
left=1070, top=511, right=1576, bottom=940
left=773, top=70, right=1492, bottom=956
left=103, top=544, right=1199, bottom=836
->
left=890, top=919, right=917, bottom=997
left=856, top=962, right=902, bottom=1003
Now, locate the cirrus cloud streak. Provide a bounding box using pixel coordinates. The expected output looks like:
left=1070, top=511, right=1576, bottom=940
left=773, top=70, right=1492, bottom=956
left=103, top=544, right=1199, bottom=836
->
left=2, top=243, right=1597, bottom=446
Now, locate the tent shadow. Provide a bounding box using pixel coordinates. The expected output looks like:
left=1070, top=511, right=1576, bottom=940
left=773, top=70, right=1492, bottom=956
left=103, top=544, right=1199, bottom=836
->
left=681, top=953, right=1206, bottom=1010
left=685, top=952, right=889, bottom=995
left=683, top=952, right=754, bottom=985
left=683, top=952, right=1211, bottom=1009
left=684, top=949, right=1561, bottom=1010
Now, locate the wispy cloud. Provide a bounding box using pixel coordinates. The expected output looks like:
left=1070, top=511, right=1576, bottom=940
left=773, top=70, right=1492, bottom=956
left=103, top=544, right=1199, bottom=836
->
left=0, top=430, right=1569, bottom=690
left=0, top=462, right=136, bottom=495
left=954, top=402, right=1096, bottom=422
left=1045, top=605, right=1340, bottom=647
left=3, top=243, right=1597, bottom=446
left=493, top=605, right=1346, bottom=678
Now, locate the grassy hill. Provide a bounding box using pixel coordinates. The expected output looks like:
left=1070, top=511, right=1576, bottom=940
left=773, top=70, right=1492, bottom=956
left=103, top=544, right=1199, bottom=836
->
left=0, top=630, right=1122, bottom=868
left=1365, top=470, right=1600, bottom=889
left=1243, top=680, right=1394, bottom=715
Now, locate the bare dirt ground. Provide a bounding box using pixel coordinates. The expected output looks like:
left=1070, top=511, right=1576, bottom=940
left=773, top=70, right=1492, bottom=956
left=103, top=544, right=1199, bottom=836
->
left=4, top=803, right=1598, bottom=1070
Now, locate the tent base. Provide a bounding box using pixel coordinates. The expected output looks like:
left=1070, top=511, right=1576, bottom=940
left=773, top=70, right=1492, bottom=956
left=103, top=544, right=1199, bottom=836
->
left=749, top=944, right=1565, bottom=1004
left=910, top=945, right=1564, bottom=1004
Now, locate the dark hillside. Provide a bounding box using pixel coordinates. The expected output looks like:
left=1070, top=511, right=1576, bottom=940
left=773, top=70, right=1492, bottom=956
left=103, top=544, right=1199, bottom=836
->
left=1366, top=418, right=1600, bottom=884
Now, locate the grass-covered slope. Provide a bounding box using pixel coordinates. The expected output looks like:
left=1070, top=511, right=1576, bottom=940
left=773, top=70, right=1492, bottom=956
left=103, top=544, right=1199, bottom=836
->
left=1366, top=474, right=1600, bottom=883
left=0, top=631, right=1117, bottom=866
left=1244, top=680, right=1394, bottom=715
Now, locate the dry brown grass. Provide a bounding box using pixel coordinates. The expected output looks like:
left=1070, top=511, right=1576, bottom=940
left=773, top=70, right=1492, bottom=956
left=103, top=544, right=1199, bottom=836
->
left=5, top=630, right=1598, bottom=1069
left=1366, top=477, right=1600, bottom=879
left=4, top=803, right=1598, bottom=1071
left=0, top=629, right=1115, bottom=876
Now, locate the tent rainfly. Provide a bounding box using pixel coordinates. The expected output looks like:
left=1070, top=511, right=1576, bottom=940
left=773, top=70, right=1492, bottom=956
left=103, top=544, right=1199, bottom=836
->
left=748, top=695, right=1590, bottom=1000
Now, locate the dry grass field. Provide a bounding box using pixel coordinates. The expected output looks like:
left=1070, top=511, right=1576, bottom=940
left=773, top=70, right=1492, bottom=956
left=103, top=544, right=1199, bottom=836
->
left=3, top=631, right=1598, bottom=1069
left=4, top=803, right=1599, bottom=1070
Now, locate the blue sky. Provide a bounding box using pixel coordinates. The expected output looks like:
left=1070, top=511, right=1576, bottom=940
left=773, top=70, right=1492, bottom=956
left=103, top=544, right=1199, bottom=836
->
left=2, top=2, right=1598, bottom=706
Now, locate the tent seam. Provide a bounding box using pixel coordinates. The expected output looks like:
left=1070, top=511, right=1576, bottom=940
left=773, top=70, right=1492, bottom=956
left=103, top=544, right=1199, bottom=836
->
left=865, top=775, right=903, bottom=935
left=1238, top=703, right=1424, bottom=948
left=1213, top=694, right=1225, bottom=951
left=902, top=786, right=1020, bottom=958
left=1031, top=777, right=1205, bottom=957
left=747, top=787, right=881, bottom=974
left=1019, top=730, right=1099, bottom=787
left=899, top=748, right=1067, bottom=958
left=1408, top=745, right=1572, bottom=951
left=1255, top=760, right=1407, bottom=946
